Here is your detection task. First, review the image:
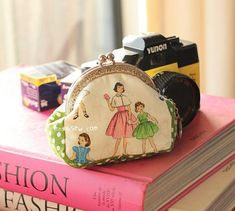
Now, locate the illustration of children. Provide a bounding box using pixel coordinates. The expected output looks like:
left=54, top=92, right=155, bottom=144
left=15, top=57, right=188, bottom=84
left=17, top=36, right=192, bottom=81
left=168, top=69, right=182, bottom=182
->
left=104, top=82, right=136, bottom=157
left=73, top=90, right=90, bottom=119
left=70, top=133, right=91, bottom=164
left=133, top=101, right=159, bottom=154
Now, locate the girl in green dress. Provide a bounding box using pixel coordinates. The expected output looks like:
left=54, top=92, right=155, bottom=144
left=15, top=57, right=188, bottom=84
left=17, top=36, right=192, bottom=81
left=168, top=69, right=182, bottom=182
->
left=133, top=101, right=159, bottom=154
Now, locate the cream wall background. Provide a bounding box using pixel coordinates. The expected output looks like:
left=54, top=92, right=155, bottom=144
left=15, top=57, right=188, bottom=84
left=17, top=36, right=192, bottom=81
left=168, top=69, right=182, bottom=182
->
left=146, top=0, right=235, bottom=97
left=0, top=0, right=234, bottom=98
left=0, top=0, right=117, bottom=70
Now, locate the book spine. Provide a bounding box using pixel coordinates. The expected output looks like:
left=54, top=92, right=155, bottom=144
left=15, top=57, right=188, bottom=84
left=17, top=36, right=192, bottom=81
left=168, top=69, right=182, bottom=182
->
left=0, top=188, right=81, bottom=211
left=0, top=150, right=147, bottom=211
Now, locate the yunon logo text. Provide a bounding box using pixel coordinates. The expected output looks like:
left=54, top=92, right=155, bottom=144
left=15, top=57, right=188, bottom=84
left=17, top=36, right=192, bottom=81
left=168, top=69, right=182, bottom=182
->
left=146, top=43, right=167, bottom=54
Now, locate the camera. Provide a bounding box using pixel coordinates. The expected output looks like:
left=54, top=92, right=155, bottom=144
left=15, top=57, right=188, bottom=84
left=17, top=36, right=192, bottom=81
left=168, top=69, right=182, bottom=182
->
left=113, top=33, right=200, bottom=86
left=113, top=33, right=200, bottom=127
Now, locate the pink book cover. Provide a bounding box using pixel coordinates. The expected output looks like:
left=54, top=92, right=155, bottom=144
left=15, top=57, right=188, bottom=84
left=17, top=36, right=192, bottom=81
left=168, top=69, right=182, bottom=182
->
left=0, top=188, right=81, bottom=211
left=0, top=69, right=235, bottom=211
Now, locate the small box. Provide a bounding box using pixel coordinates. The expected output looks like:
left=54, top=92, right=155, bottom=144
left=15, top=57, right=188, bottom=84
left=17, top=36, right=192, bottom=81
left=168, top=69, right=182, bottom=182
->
left=60, top=70, right=82, bottom=102
left=60, top=60, right=96, bottom=102
left=20, top=61, right=77, bottom=111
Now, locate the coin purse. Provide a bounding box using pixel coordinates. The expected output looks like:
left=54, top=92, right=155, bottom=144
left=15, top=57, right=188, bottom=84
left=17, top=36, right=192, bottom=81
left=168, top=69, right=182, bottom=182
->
left=46, top=54, right=180, bottom=168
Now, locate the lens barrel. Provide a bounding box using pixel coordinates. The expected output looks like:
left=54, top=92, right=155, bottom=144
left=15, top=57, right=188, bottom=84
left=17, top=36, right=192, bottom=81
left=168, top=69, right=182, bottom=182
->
left=153, top=71, right=200, bottom=127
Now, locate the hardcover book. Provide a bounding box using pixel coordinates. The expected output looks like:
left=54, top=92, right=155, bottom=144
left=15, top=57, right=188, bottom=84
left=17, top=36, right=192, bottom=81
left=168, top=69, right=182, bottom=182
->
left=0, top=69, right=235, bottom=211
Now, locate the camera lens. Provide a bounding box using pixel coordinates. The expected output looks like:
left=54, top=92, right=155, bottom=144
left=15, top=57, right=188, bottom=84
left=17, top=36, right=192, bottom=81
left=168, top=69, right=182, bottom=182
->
left=153, top=71, right=200, bottom=127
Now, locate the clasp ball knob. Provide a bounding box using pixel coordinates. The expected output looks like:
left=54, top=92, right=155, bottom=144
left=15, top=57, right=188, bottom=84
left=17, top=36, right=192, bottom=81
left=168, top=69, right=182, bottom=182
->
left=98, top=55, right=107, bottom=66
left=106, top=53, right=115, bottom=62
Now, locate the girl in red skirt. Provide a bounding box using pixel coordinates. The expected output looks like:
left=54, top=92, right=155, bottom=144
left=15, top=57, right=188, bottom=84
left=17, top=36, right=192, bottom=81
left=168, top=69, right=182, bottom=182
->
left=104, top=82, right=136, bottom=157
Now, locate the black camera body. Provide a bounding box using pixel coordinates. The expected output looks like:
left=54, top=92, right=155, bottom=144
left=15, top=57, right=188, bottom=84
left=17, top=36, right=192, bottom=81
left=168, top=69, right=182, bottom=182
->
left=113, top=33, right=200, bottom=127
left=113, top=33, right=200, bottom=86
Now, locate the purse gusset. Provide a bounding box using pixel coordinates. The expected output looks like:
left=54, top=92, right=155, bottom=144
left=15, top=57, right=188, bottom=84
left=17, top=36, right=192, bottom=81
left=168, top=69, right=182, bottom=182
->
left=47, top=59, right=178, bottom=168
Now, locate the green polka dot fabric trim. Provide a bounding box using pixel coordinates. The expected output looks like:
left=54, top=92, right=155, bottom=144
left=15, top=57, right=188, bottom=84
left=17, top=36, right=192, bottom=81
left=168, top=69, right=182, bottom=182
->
left=165, top=99, right=179, bottom=152
left=47, top=108, right=67, bottom=160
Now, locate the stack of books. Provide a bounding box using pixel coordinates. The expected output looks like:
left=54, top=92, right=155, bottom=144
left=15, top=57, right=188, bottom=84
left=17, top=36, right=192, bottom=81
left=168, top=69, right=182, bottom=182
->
left=0, top=69, right=234, bottom=211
